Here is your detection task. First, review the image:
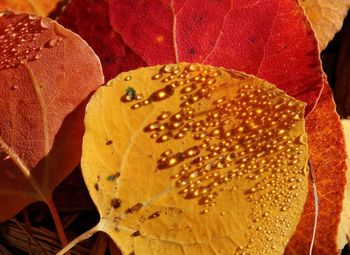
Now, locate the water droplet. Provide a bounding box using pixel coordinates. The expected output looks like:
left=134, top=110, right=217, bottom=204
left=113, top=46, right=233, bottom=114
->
left=152, top=73, right=162, bottom=80
left=125, top=203, right=143, bottom=214
left=40, top=18, right=50, bottom=29
left=131, top=103, right=141, bottom=109
left=47, top=37, right=61, bottom=48
left=150, top=85, right=175, bottom=102
left=124, top=75, right=132, bottom=81
left=131, top=230, right=141, bottom=237
left=34, top=51, right=42, bottom=60
left=181, top=83, right=197, bottom=94
left=145, top=121, right=160, bottom=131
left=158, top=111, right=171, bottom=120
left=0, top=10, right=14, bottom=18
left=163, top=64, right=174, bottom=73
left=162, top=149, right=173, bottom=157
left=136, top=94, right=144, bottom=100
left=188, top=64, right=198, bottom=72
left=148, top=211, right=161, bottom=219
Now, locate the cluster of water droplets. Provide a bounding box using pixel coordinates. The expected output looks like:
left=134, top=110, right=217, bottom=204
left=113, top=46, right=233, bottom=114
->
left=122, top=63, right=308, bottom=254
left=0, top=10, right=61, bottom=70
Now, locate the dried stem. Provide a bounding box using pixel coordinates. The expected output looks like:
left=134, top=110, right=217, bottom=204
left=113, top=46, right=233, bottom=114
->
left=308, top=160, right=319, bottom=255
left=1, top=219, right=89, bottom=255
left=13, top=217, right=48, bottom=255
left=56, top=224, right=101, bottom=255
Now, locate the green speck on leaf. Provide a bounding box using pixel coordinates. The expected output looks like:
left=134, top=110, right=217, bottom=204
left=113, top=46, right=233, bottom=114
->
left=107, top=172, right=120, bottom=181
left=126, top=87, right=136, bottom=99
left=107, top=175, right=117, bottom=181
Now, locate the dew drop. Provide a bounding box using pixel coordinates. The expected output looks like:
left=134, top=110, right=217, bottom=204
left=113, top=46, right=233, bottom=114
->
left=148, top=211, right=161, bottom=219
left=40, top=18, right=50, bottom=29
left=125, top=203, right=143, bottom=214
left=163, top=64, right=174, bottom=73
left=0, top=10, right=14, bottom=18
left=150, top=85, right=175, bottom=102
left=181, top=83, right=197, bottom=94
left=136, top=94, right=144, bottom=100
left=131, top=103, right=141, bottom=109
left=158, top=111, right=171, bottom=120
left=131, top=230, right=140, bottom=237
left=152, top=73, right=162, bottom=80
left=188, top=64, right=198, bottom=72
left=162, top=149, right=173, bottom=157
left=47, top=37, right=61, bottom=48
left=29, top=14, right=39, bottom=20
left=158, top=134, right=170, bottom=142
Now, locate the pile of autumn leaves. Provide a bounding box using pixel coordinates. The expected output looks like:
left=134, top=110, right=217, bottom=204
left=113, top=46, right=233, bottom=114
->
left=0, top=0, right=349, bottom=255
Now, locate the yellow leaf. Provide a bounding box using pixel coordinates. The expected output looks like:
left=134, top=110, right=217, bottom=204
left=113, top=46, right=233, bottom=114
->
left=0, top=0, right=60, bottom=17
left=80, top=63, right=309, bottom=255
left=338, top=119, right=350, bottom=249
left=300, top=0, right=350, bottom=51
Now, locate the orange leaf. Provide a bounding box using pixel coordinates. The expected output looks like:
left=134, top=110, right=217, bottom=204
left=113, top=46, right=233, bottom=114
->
left=0, top=0, right=60, bottom=17
left=285, top=82, right=347, bottom=254
left=337, top=119, right=350, bottom=249
left=300, top=0, right=350, bottom=50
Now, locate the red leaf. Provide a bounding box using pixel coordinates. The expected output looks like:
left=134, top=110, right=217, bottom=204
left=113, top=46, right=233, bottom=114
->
left=285, top=82, right=347, bottom=254
left=57, top=0, right=146, bottom=82
left=0, top=11, right=104, bottom=221
left=108, top=0, right=323, bottom=115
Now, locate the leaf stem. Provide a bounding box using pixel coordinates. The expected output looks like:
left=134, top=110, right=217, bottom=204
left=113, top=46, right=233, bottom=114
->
left=46, top=196, right=70, bottom=255
left=308, top=161, right=319, bottom=255
left=56, top=224, right=101, bottom=255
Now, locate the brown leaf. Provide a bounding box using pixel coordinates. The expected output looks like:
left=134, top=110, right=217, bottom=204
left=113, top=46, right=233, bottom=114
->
left=0, top=11, right=104, bottom=222
left=300, top=0, right=350, bottom=51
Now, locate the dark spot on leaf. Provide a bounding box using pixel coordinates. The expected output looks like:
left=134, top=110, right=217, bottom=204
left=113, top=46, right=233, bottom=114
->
left=125, top=203, right=143, bottom=214
left=148, top=211, right=161, bottom=219
left=188, top=48, right=196, bottom=55
left=106, top=139, right=113, bottom=145
left=104, top=55, right=116, bottom=64
left=129, top=252, right=135, bottom=255
left=249, top=37, right=257, bottom=43
left=94, top=183, right=99, bottom=191
left=111, top=198, right=122, bottom=209
left=107, top=172, right=120, bottom=181
left=131, top=230, right=140, bottom=237
left=138, top=215, right=146, bottom=223
left=113, top=216, right=121, bottom=223
left=193, top=15, right=203, bottom=24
